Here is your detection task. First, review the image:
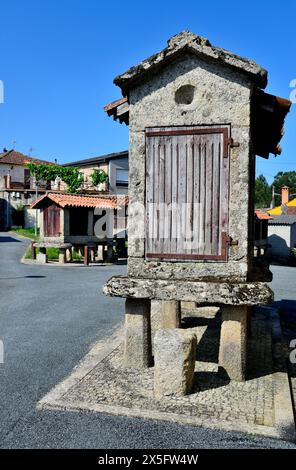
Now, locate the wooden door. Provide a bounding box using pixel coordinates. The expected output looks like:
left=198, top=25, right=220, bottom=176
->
left=145, top=126, right=231, bottom=261
left=44, top=203, right=60, bottom=237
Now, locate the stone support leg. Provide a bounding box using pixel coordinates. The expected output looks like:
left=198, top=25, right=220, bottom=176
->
left=124, top=298, right=152, bottom=369
left=59, top=248, right=66, bottom=264
left=151, top=300, right=181, bottom=328
left=90, top=247, right=96, bottom=262
left=37, top=247, right=47, bottom=263
left=218, top=305, right=248, bottom=382
left=97, top=245, right=104, bottom=261
left=66, top=248, right=72, bottom=262
left=150, top=300, right=181, bottom=355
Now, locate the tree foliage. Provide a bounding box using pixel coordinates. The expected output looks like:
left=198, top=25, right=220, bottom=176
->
left=90, top=168, right=108, bottom=186
left=27, top=163, right=84, bottom=194
left=272, top=171, right=296, bottom=205
left=255, top=174, right=272, bottom=208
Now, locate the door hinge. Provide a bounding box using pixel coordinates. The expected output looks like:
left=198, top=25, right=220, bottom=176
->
left=224, top=137, right=240, bottom=158
left=226, top=234, right=239, bottom=246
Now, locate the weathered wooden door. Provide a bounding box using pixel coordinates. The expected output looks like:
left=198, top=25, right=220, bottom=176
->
left=44, top=203, right=60, bottom=237
left=145, top=126, right=231, bottom=261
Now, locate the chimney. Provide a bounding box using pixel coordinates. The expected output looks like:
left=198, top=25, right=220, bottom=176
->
left=281, top=186, right=290, bottom=205
left=5, top=175, right=11, bottom=189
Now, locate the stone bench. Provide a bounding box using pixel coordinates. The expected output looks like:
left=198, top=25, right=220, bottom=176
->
left=33, top=242, right=73, bottom=264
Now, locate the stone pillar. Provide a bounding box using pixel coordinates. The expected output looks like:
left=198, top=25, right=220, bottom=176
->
left=124, top=298, right=152, bottom=369
left=150, top=300, right=181, bottom=355
left=37, top=247, right=47, bottom=263
left=97, top=245, right=104, bottom=261
left=151, top=300, right=181, bottom=328
left=90, top=246, right=96, bottom=262
left=66, top=247, right=72, bottom=262
left=162, top=301, right=181, bottom=328
left=154, top=329, right=197, bottom=398
left=59, top=248, right=66, bottom=264
left=218, top=306, right=248, bottom=382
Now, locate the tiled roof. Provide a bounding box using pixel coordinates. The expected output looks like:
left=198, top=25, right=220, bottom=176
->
left=268, top=215, right=296, bottom=225
left=63, top=150, right=128, bottom=167
left=0, top=150, right=55, bottom=166
left=255, top=210, right=272, bottom=220
left=31, top=192, right=128, bottom=209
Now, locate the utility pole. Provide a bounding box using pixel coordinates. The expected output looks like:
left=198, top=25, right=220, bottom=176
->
left=35, top=178, right=38, bottom=236
left=271, top=185, right=275, bottom=208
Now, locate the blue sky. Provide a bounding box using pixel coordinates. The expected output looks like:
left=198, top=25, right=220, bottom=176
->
left=0, top=0, right=295, bottom=182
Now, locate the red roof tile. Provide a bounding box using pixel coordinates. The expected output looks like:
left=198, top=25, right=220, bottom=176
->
left=31, top=192, right=128, bottom=209
left=255, top=210, right=272, bottom=220
left=0, top=150, right=55, bottom=166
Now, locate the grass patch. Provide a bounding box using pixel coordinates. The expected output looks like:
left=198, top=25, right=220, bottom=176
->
left=25, top=245, right=83, bottom=262
left=10, top=227, right=39, bottom=241
left=13, top=227, right=85, bottom=262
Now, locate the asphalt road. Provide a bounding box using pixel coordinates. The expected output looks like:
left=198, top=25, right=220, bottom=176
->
left=0, top=232, right=295, bottom=449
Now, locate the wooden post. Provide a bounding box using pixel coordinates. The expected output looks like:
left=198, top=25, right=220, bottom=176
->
left=84, top=245, right=89, bottom=266
left=31, top=241, right=36, bottom=260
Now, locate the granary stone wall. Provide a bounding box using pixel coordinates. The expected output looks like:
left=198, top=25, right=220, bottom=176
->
left=127, top=53, right=255, bottom=281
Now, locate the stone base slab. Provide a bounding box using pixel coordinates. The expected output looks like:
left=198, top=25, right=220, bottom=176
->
left=38, top=308, right=295, bottom=442
left=34, top=242, right=73, bottom=249
left=103, top=276, right=273, bottom=306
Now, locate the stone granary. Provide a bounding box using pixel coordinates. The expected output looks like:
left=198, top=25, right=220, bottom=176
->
left=31, top=192, right=128, bottom=263
left=103, top=31, right=291, bottom=388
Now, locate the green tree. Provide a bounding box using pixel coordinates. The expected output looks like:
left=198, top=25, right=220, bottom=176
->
left=272, top=171, right=296, bottom=206
left=90, top=168, right=108, bottom=187
left=255, top=174, right=272, bottom=208
left=59, top=167, right=84, bottom=194
left=27, top=163, right=84, bottom=194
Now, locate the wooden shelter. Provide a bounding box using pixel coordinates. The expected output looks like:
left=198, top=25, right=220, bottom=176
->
left=31, top=192, right=128, bottom=263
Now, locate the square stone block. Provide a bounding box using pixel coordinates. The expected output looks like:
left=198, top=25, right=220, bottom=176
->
left=37, top=252, right=47, bottom=263
left=154, top=328, right=197, bottom=398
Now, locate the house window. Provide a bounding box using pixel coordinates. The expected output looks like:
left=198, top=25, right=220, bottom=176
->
left=116, top=169, right=128, bottom=187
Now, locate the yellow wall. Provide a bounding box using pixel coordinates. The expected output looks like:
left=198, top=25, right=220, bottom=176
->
left=268, top=197, right=296, bottom=215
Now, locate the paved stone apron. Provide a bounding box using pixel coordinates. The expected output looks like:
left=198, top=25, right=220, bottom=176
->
left=56, top=308, right=276, bottom=427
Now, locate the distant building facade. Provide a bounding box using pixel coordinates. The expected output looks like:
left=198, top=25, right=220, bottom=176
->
left=267, top=186, right=296, bottom=261
left=268, top=215, right=296, bottom=261
left=63, top=150, right=129, bottom=195
left=0, top=149, right=57, bottom=230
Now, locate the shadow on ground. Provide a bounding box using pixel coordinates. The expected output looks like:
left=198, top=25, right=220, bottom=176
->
left=181, top=304, right=295, bottom=392
left=0, top=236, right=21, bottom=243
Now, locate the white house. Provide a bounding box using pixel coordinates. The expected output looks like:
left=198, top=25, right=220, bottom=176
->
left=268, top=215, right=296, bottom=261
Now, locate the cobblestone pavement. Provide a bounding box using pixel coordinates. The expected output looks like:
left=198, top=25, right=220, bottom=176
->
left=52, top=308, right=279, bottom=434
left=276, top=300, right=296, bottom=419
